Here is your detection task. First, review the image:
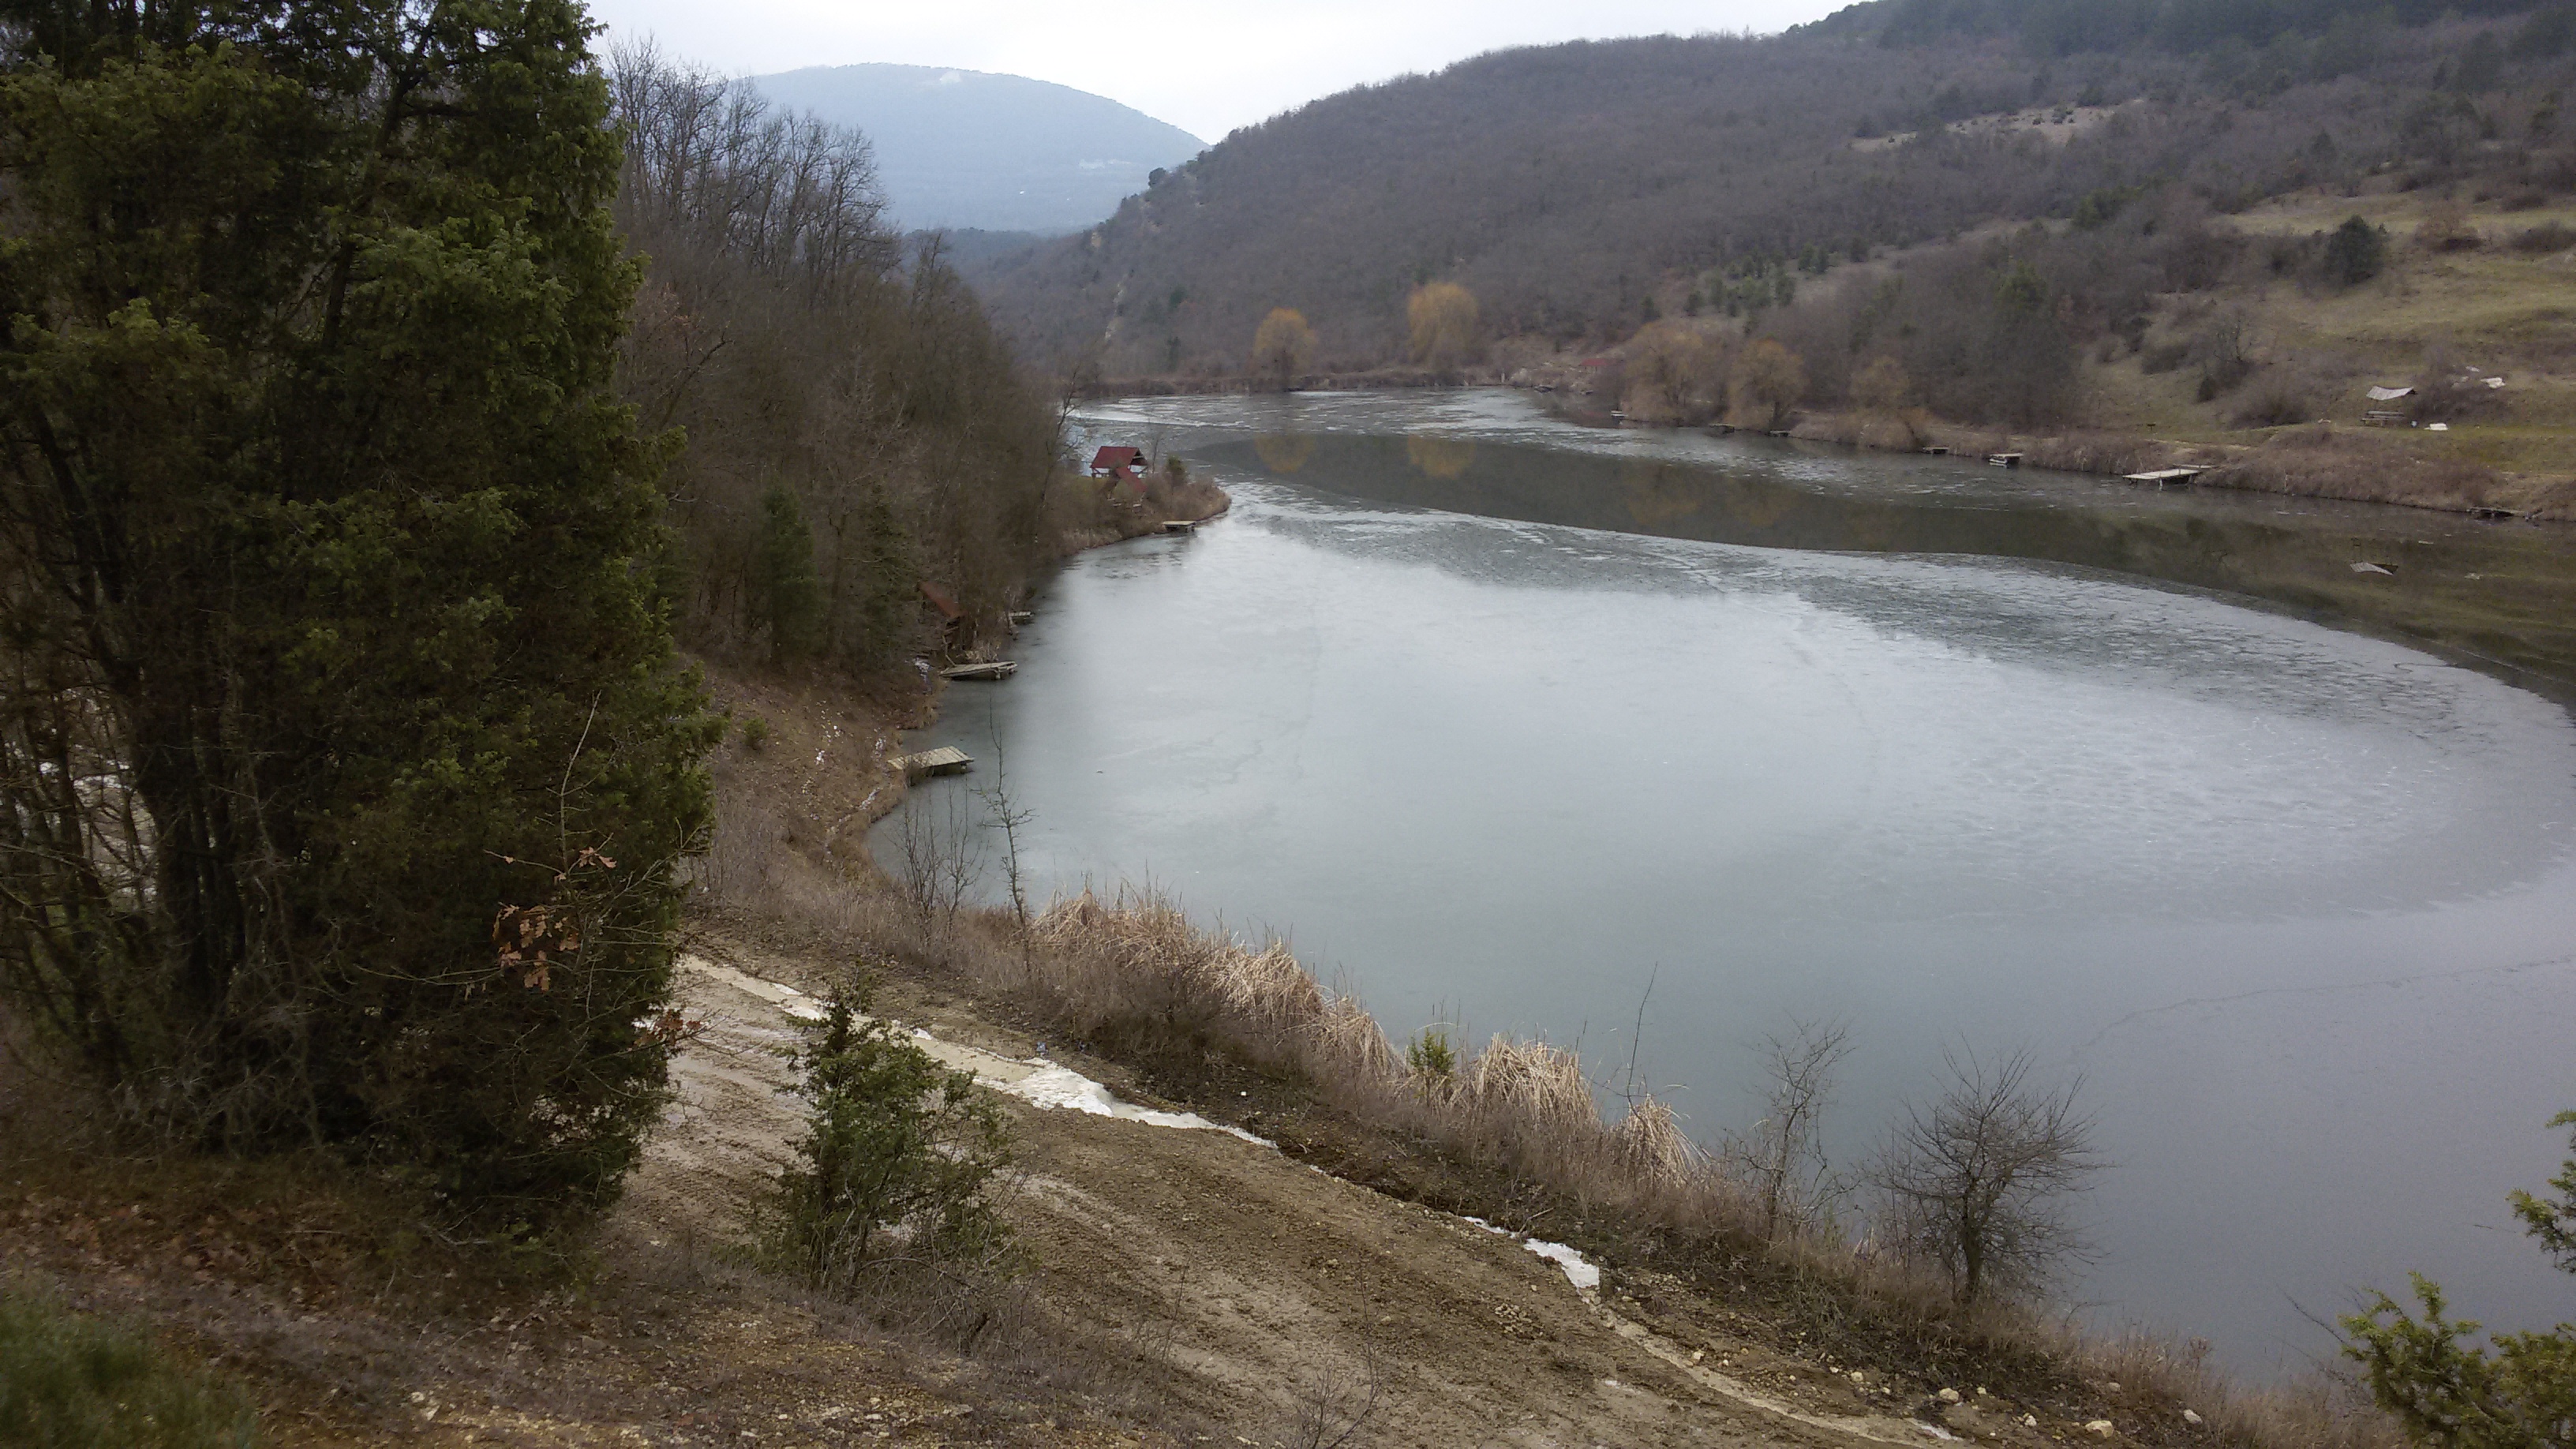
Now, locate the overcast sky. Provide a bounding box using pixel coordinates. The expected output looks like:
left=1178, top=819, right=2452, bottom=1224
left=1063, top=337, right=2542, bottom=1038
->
left=582, top=1, right=1849, bottom=141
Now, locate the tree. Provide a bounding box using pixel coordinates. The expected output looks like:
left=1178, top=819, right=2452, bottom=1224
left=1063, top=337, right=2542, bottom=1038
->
left=1853, top=355, right=1912, bottom=414
left=754, top=991, right=1014, bottom=1295
left=1731, top=338, right=1808, bottom=430
left=2344, top=1112, right=2576, bottom=1449
left=0, top=1, right=716, bottom=1211
left=2325, top=215, right=2391, bottom=286
left=754, top=485, right=825, bottom=663
left=1252, top=307, right=1318, bottom=391
left=1867, top=1047, right=2102, bottom=1306
left=1623, top=321, right=1724, bottom=425
left=1407, top=282, right=1481, bottom=370
left=1729, top=1017, right=1855, bottom=1240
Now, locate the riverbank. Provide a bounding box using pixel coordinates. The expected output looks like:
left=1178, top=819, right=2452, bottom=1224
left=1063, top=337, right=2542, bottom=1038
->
left=698, top=649, right=2413, bottom=1447
left=0, top=645, right=2422, bottom=1444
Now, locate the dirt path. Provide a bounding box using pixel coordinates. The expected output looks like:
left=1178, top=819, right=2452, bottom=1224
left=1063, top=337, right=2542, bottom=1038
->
left=653, top=949, right=1950, bottom=1447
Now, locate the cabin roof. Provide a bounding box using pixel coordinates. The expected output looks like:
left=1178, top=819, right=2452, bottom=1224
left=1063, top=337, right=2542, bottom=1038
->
left=917, top=582, right=963, bottom=621
left=1090, top=445, right=1145, bottom=474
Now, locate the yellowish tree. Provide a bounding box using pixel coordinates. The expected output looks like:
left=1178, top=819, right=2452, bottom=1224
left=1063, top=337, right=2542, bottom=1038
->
left=1854, top=355, right=1911, bottom=414
left=1732, top=337, right=1808, bottom=430
left=1407, top=282, right=1481, bottom=370
left=1623, top=321, right=1725, bottom=424
left=1252, top=308, right=1317, bottom=391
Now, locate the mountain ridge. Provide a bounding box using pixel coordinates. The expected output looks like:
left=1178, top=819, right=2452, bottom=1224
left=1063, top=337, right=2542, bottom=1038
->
left=751, top=62, right=1204, bottom=234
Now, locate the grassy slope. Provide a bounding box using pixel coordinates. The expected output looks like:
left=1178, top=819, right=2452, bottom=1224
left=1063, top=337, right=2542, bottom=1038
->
left=2140, top=189, right=2576, bottom=473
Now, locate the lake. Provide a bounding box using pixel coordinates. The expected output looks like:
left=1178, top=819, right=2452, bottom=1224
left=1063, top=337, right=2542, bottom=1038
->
left=882, top=388, right=2576, bottom=1372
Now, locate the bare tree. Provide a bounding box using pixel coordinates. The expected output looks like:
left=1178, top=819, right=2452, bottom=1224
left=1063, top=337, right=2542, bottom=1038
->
left=1867, top=1046, right=2102, bottom=1306
left=974, top=736, right=1036, bottom=965
left=892, top=784, right=987, bottom=942
left=1728, top=1017, right=1855, bottom=1240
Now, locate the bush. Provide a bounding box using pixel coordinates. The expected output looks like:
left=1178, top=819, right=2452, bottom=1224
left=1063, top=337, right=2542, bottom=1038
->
left=0, top=1291, right=257, bottom=1449
left=2343, top=1111, right=2576, bottom=1449
left=2230, top=369, right=2325, bottom=428
left=752, top=990, right=1015, bottom=1296
left=2323, top=215, right=2391, bottom=286
left=2513, top=220, right=2576, bottom=253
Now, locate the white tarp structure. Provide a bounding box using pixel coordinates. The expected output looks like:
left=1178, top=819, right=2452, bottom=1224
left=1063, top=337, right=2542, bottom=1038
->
left=2367, top=385, right=2415, bottom=401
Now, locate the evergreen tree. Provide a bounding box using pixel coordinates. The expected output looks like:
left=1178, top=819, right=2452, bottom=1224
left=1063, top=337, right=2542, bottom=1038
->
left=2345, top=1112, right=2576, bottom=1449
left=754, top=485, right=824, bottom=663
left=2325, top=215, right=2391, bottom=286
left=0, top=0, right=717, bottom=1211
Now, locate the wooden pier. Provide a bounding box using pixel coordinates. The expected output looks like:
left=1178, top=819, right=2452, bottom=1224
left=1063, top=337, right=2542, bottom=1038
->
left=1159, top=519, right=1197, bottom=534
left=1986, top=451, right=2024, bottom=467
left=889, top=746, right=972, bottom=779
left=939, top=660, right=1018, bottom=681
left=2123, top=466, right=2204, bottom=487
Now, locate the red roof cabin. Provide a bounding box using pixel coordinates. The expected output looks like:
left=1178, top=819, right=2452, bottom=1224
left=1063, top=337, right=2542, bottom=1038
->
left=1089, top=445, right=1146, bottom=479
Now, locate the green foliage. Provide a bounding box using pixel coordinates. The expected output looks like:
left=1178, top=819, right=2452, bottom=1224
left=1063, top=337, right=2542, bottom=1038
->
left=1406, top=1026, right=1458, bottom=1080
left=2343, top=1113, right=2576, bottom=1449
left=0, top=1290, right=258, bottom=1449
left=754, top=485, right=825, bottom=663
left=739, top=715, right=772, bottom=751
left=2324, top=215, right=2391, bottom=286
left=2512, top=1111, right=2576, bottom=1269
left=0, top=3, right=717, bottom=1212
left=754, top=990, right=1016, bottom=1294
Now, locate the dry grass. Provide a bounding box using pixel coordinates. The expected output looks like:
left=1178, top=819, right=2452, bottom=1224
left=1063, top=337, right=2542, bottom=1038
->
left=2203, top=425, right=2513, bottom=511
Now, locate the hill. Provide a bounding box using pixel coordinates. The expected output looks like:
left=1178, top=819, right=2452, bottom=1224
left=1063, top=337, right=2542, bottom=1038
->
left=749, top=62, right=1204, bottom=234
left=960, top=3, right=2576, bottom=382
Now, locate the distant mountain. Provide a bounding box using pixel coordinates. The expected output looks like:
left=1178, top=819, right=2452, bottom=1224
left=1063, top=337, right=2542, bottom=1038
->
left=748, top=63, right=1204, bottom=234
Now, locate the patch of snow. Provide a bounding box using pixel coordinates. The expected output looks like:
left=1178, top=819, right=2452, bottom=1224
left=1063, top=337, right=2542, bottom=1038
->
left=1916, top=1422, right=1960, bottom=1440
left=1000, top=1065, right=1273, bottom=1147
left=1521, top=1237, right=1601, bottom=1291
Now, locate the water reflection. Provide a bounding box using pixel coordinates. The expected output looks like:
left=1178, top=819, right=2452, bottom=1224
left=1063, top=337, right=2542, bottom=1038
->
left=1095, top=391, right=2576, bottom=702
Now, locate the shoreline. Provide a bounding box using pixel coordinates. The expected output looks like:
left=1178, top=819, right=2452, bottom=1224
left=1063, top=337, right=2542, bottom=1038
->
left=1081, top=376, right=2576, bottom=522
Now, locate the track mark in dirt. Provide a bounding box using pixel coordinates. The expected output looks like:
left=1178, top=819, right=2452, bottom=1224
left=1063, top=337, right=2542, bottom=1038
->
left=679, top=950, right=1962, bottom=1446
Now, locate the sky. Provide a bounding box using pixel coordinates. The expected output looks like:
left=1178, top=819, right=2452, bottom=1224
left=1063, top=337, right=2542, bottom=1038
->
left=580, top=1, right=1852, bottom=141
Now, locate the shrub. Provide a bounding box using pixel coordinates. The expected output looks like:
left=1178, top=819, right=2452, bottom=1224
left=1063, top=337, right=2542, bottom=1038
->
left=739, top=715, right=772, bottom=751
left=2323, top=215, right=2391, bottom=286
left=1405, top=1026, right=1458, bottom=1082
left=752, top=990, right=1015, bottom=1295
left=2343, top=1111, right=2576, bottom=1449
left=2230, top=368, right=2325, bottom=428
left=2513, top=220, right=2576, bottom=253
left=0, top=1291, right=258, bottom=1449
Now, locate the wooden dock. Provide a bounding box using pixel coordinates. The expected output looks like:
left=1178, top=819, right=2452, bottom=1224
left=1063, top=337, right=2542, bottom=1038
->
left=889, top=746, right=972, bottom=779
left=2124, top=467, right=2204, bottom=487
left=939, top=660, right=1018, bottom=682
left=1919, top=445, right=1949, bottom=455
left=1159, top=519, right=1196, bottom=534
left=1986, top=451, right=2024, bottom=467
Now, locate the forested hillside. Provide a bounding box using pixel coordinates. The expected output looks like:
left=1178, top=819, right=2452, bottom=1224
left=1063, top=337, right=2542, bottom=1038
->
left=963, top=0, right=2576, bottom=381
